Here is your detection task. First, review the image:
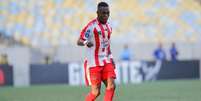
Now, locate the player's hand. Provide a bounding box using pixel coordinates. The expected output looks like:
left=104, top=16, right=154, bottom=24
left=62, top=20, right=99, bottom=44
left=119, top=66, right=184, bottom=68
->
left=86, top=42, right=94, bottom=48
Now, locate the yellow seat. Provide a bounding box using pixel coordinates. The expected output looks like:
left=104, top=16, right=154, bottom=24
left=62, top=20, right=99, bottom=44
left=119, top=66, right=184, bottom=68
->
left=1, top=0, right=201, bottom=47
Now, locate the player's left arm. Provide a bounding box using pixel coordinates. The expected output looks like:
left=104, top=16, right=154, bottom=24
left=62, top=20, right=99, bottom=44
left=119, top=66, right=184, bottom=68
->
left=108, top=45, right=115, bottom=68
left=108, top=38, right=115, bottom=68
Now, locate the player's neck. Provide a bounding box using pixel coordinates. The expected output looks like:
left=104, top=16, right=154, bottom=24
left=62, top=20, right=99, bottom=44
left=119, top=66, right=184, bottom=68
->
left=97, top=18, right=107, bottom=24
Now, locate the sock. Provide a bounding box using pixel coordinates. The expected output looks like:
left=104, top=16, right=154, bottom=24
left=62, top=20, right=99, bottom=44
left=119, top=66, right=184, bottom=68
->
left=85, top=92, right=96, bottom=101
left=104, top=88, right=115, bottom=101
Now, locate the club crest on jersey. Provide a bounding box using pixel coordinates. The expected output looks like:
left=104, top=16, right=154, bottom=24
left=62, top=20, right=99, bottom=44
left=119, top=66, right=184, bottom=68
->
left=98, top=31, right=101, bottom=35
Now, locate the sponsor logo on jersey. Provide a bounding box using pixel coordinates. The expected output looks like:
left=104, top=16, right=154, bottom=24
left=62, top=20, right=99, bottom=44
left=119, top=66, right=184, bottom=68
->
left=85, top=30, right=90, bottom=38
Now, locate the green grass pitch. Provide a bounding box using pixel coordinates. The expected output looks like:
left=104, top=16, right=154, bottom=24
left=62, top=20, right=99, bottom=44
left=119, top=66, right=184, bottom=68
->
left=0, top=80, right=201, bottom=101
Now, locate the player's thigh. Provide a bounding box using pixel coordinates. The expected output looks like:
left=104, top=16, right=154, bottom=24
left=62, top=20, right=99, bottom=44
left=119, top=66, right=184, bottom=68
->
left=102, top=63, right=116, bottom=81
left=89, top=66, right=102, bottom=86
left=103, top=77, right=115, bottom=89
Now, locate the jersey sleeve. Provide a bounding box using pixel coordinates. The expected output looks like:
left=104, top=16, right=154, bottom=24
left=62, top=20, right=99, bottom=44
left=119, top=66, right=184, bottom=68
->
left=79, top=24, right=93, bottom=41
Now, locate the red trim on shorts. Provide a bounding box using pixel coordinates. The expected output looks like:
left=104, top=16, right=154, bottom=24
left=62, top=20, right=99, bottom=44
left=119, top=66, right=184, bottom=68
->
left=94, top=28, right=100, bottom=66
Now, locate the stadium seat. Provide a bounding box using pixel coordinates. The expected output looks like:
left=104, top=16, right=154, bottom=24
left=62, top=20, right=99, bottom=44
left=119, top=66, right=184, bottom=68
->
left=0, top=0, right=201, bottom=48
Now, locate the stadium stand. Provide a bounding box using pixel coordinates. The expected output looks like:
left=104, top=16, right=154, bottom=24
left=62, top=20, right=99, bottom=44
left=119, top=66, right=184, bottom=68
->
left=1, top=0, right=201, bottom=46
left=0, top=0, right=201, bottom=62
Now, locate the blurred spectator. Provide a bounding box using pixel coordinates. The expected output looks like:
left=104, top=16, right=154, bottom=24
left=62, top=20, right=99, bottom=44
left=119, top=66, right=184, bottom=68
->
left=0, top=32, right=3, bottom=43
left=153, top=43, right=166, bottom=61
left=196, top=0, right=201, bottom=5
left=169, top=42, right=179, bottom=61
left=44, top=55, right=51, bottom=64
left=0, top=54, right=8, bottom=64
left=120, top=44, right=132, bottom=61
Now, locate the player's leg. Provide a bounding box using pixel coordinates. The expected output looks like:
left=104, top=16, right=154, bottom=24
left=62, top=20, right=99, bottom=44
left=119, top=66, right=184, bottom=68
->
left=85, top=84, right=101, bottom=101
left=103, top=78, right=116, bottom=101
left=103, top=77, right=116, bottom=90
left=85, top=66, right=102, bottom=101
left=102, top=63, right=116, bottom=101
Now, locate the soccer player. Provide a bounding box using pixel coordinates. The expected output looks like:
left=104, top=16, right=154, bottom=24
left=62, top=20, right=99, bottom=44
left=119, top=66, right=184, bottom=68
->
left=77, top=2, right=116, bottom=101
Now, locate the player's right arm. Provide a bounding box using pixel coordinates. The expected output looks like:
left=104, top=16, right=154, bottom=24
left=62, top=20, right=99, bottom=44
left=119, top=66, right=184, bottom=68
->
left=77, top=24, right=94, bottom=48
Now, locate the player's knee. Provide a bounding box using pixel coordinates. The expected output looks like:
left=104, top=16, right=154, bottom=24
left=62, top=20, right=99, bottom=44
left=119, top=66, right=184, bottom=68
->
left=91, top=89, right=101, bottom=97
left=107, top=82, right=116, bottom=90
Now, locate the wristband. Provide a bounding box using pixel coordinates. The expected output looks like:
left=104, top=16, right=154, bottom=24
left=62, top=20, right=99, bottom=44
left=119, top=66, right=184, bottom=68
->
left=83, top=40, right=88, bottom=45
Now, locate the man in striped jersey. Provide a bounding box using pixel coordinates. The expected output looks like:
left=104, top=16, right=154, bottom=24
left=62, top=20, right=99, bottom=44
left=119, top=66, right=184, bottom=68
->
left=77, top=2, right=116, bottom=101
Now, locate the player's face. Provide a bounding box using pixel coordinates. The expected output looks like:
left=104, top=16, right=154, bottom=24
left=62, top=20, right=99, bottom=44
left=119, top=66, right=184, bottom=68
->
left=97, top=6, right=110, bottom=24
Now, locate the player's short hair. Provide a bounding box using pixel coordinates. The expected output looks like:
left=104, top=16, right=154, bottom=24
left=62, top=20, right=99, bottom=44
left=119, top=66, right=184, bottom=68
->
left=97, top=2, right=109, bottom=9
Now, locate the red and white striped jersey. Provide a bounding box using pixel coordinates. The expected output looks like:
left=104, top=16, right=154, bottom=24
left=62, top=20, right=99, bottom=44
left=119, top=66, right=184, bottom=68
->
left=79, top=18, right=113, bottom=68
